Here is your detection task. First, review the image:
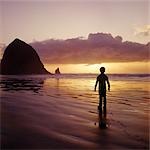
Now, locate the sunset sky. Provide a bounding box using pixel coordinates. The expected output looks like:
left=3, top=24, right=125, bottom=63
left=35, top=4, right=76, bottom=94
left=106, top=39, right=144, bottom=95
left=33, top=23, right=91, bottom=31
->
left=0, top=0, right=149, bottom=73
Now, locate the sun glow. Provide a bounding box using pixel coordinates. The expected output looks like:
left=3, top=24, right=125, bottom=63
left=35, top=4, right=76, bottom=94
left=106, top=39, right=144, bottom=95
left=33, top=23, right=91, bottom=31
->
left=44, top=62, right=150, bottom=74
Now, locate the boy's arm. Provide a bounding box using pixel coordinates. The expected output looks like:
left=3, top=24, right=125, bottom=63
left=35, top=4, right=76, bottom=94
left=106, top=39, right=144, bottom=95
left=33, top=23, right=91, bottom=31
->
left=107, top=78, right=110, bottom=91
left=94, top=79, right=98, bottom=91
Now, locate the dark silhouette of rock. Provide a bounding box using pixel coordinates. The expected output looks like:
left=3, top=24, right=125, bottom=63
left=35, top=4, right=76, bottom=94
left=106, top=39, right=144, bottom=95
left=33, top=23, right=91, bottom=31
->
left=55, top=67, right=61, bottom=74
left=0, top=38, right=50, bottom=75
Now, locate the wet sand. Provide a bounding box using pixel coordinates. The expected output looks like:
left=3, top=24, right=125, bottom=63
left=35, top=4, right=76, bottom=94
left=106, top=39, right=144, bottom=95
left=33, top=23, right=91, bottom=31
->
left=1, top=74, right=149, bottom=149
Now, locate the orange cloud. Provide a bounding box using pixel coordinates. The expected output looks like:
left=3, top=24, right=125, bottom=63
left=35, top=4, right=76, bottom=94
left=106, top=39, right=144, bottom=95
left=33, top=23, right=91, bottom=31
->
left=134, top=25, right=150, bottom=37
left=29, top=33, right=149, bottom=64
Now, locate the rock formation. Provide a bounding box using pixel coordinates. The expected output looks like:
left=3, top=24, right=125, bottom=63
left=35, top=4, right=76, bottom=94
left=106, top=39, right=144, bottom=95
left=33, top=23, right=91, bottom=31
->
left=55, top=67, right=61, bottom=74
left=0, top=38, right=50, bottom=75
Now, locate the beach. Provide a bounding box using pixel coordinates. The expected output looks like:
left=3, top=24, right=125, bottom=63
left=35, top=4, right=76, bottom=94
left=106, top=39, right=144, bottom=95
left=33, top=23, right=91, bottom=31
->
left=1, top=74, right=149, bottom=149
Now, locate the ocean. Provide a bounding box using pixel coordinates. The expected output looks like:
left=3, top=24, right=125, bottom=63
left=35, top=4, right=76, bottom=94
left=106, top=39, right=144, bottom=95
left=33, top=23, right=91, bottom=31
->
left=1, top=74, right=149, bottom=149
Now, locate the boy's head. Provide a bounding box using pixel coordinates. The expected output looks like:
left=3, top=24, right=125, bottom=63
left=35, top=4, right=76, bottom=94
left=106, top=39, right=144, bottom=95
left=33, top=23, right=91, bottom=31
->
left=100, top=67, right=105, bottom=73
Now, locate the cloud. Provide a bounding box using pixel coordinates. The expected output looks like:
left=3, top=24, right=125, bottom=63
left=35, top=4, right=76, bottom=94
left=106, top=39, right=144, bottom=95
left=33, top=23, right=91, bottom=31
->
left=134, top=25, right=150, bottom=37
left=30, top=32, right=149, bottom=64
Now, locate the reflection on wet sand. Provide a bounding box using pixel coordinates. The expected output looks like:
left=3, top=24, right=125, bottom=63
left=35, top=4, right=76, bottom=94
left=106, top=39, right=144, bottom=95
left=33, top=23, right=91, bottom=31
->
left=0, top=77, right=45, bottom=93
left=98, top=109, right=107, bottom=129
left=1, top=74, right=149, bottom=149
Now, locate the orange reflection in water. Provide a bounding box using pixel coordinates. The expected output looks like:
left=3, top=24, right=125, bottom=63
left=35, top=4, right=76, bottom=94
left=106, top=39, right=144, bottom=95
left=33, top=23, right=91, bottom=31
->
left=43, top=75, right=150, bottom=113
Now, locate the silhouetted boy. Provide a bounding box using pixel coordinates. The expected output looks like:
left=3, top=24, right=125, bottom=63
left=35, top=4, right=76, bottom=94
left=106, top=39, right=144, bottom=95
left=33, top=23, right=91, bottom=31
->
left=94, top=67, right=110, bottom=114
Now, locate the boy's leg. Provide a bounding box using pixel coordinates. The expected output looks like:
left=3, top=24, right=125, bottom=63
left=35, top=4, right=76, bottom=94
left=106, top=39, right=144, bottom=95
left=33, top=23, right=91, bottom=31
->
left=104, top=96, right=107, bottom=115
left=98, top=95, right=102, bottom=112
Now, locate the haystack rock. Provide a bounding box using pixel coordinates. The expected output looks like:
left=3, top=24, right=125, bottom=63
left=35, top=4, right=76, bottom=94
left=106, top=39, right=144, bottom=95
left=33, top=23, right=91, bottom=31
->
left=0, top=38, right=50, bottom=75
left=55, top=67, right=61, bottom=74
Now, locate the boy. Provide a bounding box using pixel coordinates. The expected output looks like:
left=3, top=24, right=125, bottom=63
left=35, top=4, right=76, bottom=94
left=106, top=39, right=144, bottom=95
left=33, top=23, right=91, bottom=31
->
left=94, top=67, right=110, bottom=113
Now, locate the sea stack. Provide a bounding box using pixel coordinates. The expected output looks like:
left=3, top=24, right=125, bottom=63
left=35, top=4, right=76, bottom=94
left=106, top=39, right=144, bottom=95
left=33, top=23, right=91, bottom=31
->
left=0, top=38, right=50, bottom=75
left=55, top=67, right=61, bottom=74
